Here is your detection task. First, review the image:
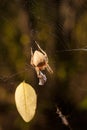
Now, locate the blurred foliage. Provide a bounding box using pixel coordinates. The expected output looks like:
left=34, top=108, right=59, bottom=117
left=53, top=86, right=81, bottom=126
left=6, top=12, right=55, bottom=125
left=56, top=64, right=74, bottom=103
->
left=0, top=0, right=87, bottom=130
left=79, top=97, right=87, bottom=110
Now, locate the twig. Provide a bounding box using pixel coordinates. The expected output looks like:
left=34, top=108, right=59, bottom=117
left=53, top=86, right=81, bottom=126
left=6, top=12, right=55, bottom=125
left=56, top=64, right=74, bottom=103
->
left=56, top=106, right=72, bottom=130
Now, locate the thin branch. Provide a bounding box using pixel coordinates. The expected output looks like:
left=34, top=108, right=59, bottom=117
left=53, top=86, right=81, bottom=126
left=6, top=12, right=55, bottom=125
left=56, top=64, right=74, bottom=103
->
left=56, top=106, right=72, bottom=130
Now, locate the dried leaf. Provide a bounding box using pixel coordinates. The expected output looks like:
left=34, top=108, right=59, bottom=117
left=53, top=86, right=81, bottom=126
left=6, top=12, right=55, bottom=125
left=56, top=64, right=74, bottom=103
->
left=15, top=81, right=37, bottom=122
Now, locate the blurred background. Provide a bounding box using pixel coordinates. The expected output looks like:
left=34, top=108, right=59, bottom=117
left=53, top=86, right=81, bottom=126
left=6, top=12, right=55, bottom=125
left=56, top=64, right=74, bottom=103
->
left=0, top=0, right=87, bottom=130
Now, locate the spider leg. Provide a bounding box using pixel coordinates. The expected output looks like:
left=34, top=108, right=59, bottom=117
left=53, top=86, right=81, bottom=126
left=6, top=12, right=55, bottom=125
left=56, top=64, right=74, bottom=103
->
left=34, top=67, right=40, bottom=77
left=35, top=41, right=47, bottom=56
left=46, top=64, right=53, bottom=74
left=30, top=48, right=34, bottom=66
left=31, top=47, right=33, bottom=56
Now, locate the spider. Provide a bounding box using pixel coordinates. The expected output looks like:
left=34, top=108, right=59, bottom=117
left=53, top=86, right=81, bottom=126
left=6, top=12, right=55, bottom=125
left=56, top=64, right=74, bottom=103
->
left=30, top=42, right=53, bottom=85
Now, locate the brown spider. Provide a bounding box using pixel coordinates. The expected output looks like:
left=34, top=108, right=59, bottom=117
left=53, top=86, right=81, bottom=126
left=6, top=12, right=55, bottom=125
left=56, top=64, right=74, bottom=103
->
left=30, top=42, right=53, bottom=85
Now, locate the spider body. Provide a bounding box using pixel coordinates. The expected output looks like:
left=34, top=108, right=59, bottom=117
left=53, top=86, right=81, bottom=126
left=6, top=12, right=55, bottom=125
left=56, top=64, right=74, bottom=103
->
left=30, top=42, right=53, bottom=85
left=32, top=50, right=47, bottom=69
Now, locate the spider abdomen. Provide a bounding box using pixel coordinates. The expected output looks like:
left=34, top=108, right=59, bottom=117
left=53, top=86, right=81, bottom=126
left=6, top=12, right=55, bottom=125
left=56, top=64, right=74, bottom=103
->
left=33, top=51, right=47, bottom=67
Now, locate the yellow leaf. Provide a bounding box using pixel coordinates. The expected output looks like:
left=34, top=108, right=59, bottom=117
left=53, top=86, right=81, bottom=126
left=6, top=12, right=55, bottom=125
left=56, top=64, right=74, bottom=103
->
left=15, top=81, right=37, bottom=122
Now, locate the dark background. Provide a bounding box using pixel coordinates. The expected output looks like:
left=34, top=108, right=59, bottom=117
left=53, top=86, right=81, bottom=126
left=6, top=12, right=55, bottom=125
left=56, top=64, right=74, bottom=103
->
left=0, top=0, right=87, bottom=130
